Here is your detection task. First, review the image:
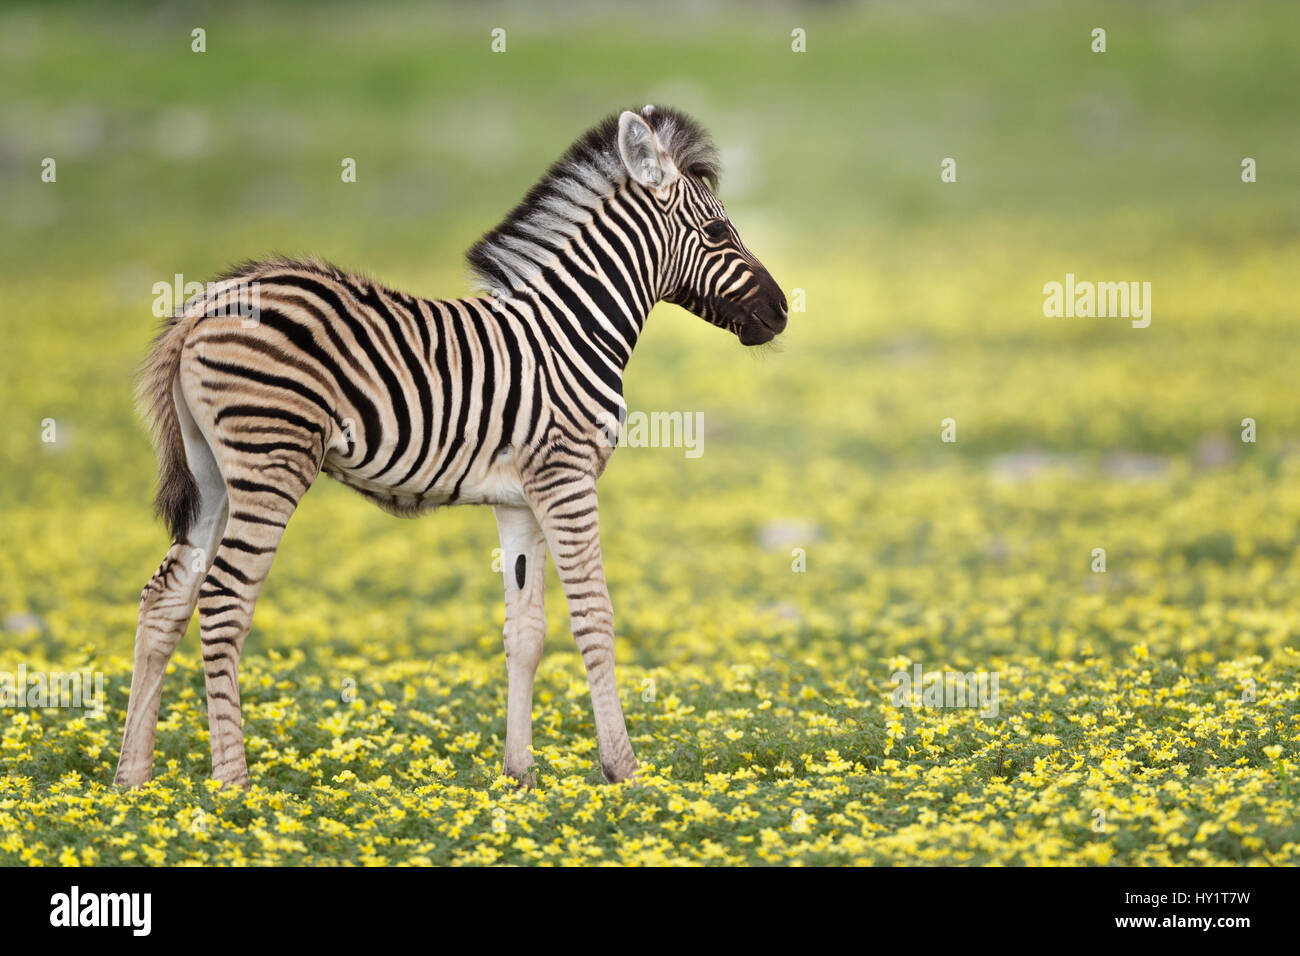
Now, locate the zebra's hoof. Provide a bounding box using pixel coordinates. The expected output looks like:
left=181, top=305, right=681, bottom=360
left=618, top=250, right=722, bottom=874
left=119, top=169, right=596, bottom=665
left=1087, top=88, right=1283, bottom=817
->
left=506, top=764, right=538, bottom=790
left=113, top=768, right=151, bottom=789
left=212, top=772, right=250, bottom=791
left=601, top=759, right=639, bottom=785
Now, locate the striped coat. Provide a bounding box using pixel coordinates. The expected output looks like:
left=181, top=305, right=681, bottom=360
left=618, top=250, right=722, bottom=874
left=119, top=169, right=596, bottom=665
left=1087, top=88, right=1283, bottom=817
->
left=115, top=106, right=787, bottom=789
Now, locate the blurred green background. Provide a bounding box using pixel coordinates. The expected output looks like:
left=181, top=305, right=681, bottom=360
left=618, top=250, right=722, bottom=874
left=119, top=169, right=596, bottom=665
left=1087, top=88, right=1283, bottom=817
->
left=3, top=0, right=1300, bottom=668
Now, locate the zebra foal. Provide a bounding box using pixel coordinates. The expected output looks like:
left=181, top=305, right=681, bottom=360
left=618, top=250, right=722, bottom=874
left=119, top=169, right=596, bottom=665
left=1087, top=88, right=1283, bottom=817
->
left=115, top=105, right=787, bottom=789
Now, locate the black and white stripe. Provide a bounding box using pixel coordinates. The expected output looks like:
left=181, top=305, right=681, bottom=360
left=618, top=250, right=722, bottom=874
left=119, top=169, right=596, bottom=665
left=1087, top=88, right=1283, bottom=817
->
left=116, top=105, right=787, bottom=789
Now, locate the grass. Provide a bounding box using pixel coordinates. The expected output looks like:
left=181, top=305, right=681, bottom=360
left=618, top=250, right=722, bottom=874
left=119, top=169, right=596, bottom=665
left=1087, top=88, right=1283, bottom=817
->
left=1, top=0, right=1298, bottom=865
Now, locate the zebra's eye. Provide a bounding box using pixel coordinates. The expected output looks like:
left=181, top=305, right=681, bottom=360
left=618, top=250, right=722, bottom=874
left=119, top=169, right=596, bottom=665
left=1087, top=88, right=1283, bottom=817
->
left=703, top=219, right=729, bottom=240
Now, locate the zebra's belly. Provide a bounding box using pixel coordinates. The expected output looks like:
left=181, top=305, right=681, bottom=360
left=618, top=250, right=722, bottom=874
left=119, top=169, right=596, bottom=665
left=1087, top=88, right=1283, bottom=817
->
left=321, top=447, right=529, bottom=515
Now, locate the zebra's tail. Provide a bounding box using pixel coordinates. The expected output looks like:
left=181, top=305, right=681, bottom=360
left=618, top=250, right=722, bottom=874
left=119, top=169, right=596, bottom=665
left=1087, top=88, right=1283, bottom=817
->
left=139, top=311, right=199, bottom=543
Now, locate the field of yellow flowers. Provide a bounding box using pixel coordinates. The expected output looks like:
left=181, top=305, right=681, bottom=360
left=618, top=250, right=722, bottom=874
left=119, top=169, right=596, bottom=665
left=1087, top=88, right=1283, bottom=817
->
left=5, top=310, right=1300, bottom=866
left=3, top=1, right=1300, bottom=866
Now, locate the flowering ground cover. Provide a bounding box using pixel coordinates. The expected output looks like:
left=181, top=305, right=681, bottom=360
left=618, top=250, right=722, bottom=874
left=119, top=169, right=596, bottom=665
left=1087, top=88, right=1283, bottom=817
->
left=2, top=1, right=1298, bottom=865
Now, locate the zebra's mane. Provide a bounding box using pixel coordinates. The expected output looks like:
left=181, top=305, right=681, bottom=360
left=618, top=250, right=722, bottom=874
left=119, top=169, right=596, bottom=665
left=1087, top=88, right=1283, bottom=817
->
left=465, top=106, right=721, bottom=295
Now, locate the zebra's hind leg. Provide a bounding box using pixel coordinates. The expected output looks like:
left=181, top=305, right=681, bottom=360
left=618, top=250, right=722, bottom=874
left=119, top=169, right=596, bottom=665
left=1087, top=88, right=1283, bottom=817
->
left=115, top=410, right=228, bottom=787
left=493, top=504, right=549, bottom=787
left=198, top=450, right=319, bottom=788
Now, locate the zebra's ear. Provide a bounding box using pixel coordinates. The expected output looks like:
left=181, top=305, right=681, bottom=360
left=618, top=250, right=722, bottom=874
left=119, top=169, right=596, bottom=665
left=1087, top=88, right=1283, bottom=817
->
left=617, top=110, right=677, bottom=191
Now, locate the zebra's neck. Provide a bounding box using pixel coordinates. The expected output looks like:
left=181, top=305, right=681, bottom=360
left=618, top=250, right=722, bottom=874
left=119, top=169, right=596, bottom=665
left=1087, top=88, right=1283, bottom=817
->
left=487, top=193, right=668, bottom=374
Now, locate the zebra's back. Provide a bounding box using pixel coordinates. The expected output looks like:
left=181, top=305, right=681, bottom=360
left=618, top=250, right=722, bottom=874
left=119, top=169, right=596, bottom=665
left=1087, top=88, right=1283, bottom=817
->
left=175, top=258, right=544, bottom=517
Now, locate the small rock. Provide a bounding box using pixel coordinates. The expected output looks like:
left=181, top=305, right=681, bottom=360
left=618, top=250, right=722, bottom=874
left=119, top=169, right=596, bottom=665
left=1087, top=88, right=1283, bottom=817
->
left=1194, top=435, right=1236, bottom=470
left=759, top=602, right=803, bottom=622
left=4, top=613, right=44, bottom=634
left=987, top=451, right=1081, bottom=483
left=1101, top=453, right=1169, bottom=481
left=758, top=519, right=822, bottom=551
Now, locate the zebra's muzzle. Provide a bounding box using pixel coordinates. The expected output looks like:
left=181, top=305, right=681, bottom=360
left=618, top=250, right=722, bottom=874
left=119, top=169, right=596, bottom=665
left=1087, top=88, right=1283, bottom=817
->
left=739, top=316, right=777, bottom=346
left=737, top=285, right=788, bottom=346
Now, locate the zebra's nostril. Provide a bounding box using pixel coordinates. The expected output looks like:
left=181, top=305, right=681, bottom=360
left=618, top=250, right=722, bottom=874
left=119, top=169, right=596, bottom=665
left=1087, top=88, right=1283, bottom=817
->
left=754, top=305, right=786, bottom=335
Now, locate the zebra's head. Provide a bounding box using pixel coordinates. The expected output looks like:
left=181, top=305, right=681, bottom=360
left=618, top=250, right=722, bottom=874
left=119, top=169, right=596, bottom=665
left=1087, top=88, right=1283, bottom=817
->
left=616, top=108, right=788, bottom=347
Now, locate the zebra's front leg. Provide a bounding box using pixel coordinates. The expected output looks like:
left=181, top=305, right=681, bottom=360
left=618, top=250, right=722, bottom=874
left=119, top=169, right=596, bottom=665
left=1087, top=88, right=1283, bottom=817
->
left=493, top=504, right=549, bottom=786
left=528, top=477, right=638, bottom=783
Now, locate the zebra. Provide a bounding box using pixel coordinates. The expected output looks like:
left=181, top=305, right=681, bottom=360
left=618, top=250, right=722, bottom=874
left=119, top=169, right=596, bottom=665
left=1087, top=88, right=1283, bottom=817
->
left=114, top=105, right=787, bottom=790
